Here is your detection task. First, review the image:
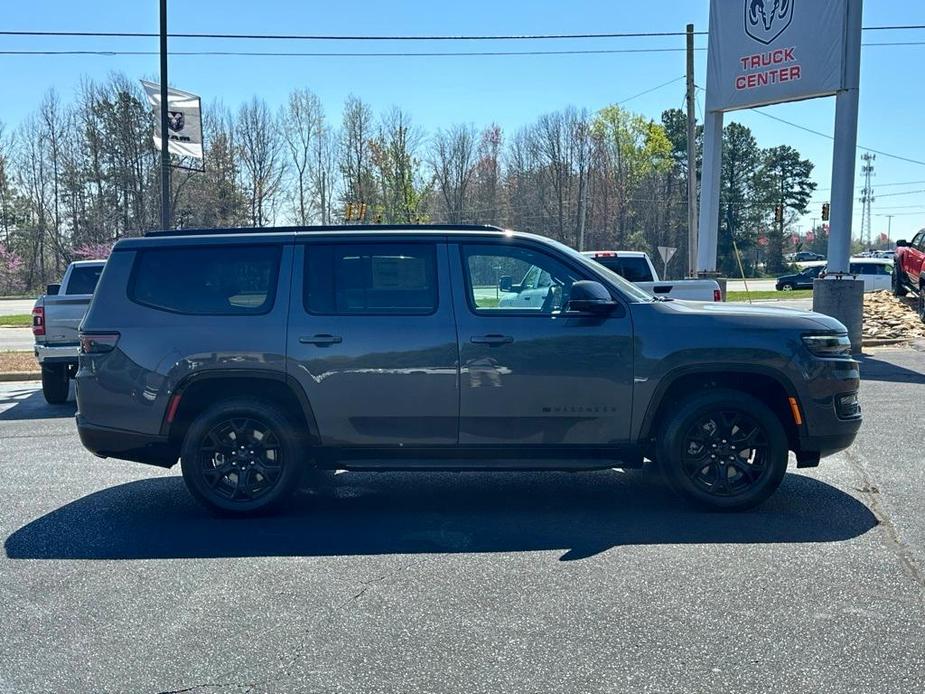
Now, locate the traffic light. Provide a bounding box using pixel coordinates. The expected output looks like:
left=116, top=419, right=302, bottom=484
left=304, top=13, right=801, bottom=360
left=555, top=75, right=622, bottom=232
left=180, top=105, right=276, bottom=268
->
left=345, top=202, right=355, bottom=221
left=821, top=202, right=830, bottom=222
left=774, top=205, right=784, bottom=225
left=359, top=202, right=368, bottom=221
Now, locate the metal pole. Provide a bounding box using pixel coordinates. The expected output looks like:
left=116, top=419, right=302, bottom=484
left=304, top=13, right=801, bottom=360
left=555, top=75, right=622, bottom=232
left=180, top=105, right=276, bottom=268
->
left=826, top=0, right=863, bottom=274
left=686, top=24, right=699, bottom=277
left=696, top=110, right=723, bottom=272
left=159, top=0, right=171, bottom=231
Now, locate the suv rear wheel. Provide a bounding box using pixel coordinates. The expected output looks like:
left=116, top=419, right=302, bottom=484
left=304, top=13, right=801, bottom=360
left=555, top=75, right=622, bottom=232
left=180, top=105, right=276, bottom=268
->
left=656, top=389, right=789, bottom=511
left=41, top=364, right=69, bottom=404
left=180, top=398, right=303, bottom=515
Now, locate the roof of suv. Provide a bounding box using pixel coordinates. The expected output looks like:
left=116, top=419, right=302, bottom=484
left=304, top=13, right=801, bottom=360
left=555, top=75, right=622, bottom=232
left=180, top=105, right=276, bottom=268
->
left=143, top=223, right=505, bottom=238
left=115, top=224, right=556, bottom=250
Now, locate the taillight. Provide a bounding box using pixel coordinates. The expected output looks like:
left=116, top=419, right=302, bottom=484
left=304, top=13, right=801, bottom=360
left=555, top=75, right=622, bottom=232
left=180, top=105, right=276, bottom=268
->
left=31, top=307, right=45, bottom=336
left=79, top=332, right=120, bottom=354
left=713, top=289, right=722, bottom=302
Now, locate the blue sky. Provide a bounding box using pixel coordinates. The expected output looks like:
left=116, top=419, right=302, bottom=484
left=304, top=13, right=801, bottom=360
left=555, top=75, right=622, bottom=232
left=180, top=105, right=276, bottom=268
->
left=3, top=1, right=925, bottom=241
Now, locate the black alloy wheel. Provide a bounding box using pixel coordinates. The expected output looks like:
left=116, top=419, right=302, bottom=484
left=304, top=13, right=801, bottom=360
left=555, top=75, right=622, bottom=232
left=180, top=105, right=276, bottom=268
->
left=680, top=410, right=770, bottom=498
left=657, top=389, right=789, bottom=511
left=180, top=398, right=303, bottom=515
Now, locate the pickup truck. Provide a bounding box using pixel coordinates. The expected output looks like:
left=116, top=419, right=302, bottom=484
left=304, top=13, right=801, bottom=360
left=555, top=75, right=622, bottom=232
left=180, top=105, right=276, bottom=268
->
left=581, top=251, right=722, bottom=301
left=894, top=233, right=925, bottom=318
left=32, top=259, right=106, bottom=403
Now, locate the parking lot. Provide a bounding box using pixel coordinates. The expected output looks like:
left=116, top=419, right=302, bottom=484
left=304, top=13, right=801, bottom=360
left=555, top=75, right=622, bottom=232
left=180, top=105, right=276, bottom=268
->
left=1, top=348, right=923, bottom=693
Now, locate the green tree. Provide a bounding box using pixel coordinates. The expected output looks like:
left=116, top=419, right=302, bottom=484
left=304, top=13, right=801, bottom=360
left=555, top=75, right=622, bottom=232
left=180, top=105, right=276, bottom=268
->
left=718, top=122, right=763, bottom=276
left=760, top=145, right=816, bottom=273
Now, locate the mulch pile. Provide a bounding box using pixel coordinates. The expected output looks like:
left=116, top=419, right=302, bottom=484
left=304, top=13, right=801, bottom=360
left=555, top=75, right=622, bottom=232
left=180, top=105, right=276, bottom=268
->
left=863, top=291, right=925, bottom=342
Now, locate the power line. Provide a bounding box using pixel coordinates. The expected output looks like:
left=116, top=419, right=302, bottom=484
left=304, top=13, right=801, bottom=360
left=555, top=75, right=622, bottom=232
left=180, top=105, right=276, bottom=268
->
left=0, top=24, right=923, bottom=41
left=747, top=109, right=925, bottom=167
left=0, top=48, right=697, bottom=57
left=618, top=76, right=686, bottom=105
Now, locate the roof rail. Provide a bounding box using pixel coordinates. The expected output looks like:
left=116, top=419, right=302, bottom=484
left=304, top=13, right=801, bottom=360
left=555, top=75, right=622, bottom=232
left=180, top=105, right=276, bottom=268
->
left=143, top=223, right=505, bottom=238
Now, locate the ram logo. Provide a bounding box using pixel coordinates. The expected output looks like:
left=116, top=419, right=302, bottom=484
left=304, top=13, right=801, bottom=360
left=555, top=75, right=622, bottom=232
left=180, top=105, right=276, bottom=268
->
left=167, top=111, right=185, bottom=133
left=745, top=0, right=794, bottom=45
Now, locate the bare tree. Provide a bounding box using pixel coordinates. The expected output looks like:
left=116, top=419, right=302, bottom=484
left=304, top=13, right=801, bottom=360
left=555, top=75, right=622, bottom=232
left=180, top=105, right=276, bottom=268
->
left=236, top=97, right=284, bottom=227
left=280, top=88, right=323, bottom=225
left=429, top=123, right=476, bottom=223
left=339, top=95, right=376, bottom=216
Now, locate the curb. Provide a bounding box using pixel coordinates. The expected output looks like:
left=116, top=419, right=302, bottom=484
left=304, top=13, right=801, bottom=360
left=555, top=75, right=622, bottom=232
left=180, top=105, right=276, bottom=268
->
left=862, top=338, right=910, bottom=347
left=0, top=372, right=40, bottom=382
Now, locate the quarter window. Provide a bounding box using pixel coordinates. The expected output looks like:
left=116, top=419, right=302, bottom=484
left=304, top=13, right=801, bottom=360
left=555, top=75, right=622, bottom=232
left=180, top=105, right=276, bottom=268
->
left=304, top=243, right=437, bottom=315
left=130, top=245, right=280, bottom=315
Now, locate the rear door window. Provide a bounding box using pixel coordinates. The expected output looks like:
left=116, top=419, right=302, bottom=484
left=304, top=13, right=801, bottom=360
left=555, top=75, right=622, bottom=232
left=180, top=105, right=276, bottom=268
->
left=304, top=243, right=437, bottom=315
left=130, top=245, right=281, bottom=315
left=65, top=265, right=103, bottom=295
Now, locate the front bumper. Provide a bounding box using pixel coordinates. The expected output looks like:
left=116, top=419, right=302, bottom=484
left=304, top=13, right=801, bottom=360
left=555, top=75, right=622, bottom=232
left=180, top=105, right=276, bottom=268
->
left=77, top=416, right=177, bottom=468
left=34, top=343, right=79, bottom=364
left=793, top=355, right=862, bottom=460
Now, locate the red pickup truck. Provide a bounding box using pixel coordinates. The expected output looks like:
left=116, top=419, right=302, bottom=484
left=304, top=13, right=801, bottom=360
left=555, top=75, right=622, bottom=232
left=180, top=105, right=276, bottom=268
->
left=894, top=231, right=925, bottom=318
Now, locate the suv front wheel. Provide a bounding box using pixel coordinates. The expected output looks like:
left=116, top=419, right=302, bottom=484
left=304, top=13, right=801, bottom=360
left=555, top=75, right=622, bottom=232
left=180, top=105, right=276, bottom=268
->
left=180, top=398, right=303, bottom=515
left=656, top=389, right=789, bottom=511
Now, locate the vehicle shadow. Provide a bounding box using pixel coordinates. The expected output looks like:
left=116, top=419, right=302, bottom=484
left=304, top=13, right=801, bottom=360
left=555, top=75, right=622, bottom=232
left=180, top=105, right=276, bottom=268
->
left=859, top=353, right=925, bottom=385
left=0, top=385, right=76, bottom=421
left=4, top=469, right=878, bottom=562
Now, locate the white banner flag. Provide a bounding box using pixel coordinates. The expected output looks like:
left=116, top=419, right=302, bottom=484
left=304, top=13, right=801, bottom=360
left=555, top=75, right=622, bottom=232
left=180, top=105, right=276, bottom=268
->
left=705, top=0, right=848, bottom=112
left=141, top=80, right=203, bottom=159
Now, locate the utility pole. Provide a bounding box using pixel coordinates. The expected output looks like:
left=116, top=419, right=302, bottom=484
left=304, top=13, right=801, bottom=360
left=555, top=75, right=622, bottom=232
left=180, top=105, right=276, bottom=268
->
left=885, top=214, right=893, bottom=243
left=685, top=23, right=698, bottom=277
left=159, top=0, right=171, bottom=231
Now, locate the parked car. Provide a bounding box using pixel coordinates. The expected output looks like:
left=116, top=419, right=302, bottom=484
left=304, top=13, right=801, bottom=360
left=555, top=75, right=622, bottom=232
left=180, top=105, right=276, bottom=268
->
left=786, top=251, right=825, bottom=263
left=821, top=258, right=893, bottom=292
left=894, top=233, right=925, bottom=316
left=581, top=251, right=721, bottom=301
left=776, top=262, right=826, bottom=291
left=76, top=225, right=861, bottom=515
left=32, top=259, right=106, bottom=403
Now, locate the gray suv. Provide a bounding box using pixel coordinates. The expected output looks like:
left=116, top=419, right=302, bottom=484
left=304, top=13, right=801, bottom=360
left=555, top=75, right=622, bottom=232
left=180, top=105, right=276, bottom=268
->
left=76, top=225, right=862, bottom=514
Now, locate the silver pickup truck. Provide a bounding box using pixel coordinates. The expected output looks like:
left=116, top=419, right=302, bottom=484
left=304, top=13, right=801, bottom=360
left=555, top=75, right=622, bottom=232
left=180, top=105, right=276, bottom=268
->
left=32, top=260, right=106, bottom=403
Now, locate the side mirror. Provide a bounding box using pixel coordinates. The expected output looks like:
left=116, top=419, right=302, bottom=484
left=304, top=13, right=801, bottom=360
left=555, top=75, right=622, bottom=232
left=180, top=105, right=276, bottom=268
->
left=498, top=275, right=513, bottom=292
left=896, top=239, right=909, bottom=247
left=46, top=283, right=60, bottom=296
left=567, top=280, right=618, bottom=315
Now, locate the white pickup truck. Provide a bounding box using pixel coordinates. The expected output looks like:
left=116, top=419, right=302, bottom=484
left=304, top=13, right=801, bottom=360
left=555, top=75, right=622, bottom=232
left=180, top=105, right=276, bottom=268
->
left=32, top=259, right=106, bottom=403
left=582, top=251, right=722, bottom=301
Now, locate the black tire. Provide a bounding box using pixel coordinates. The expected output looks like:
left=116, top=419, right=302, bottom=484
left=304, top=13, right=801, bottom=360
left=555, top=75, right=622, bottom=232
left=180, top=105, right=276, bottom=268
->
left=780, top=282, right=795, bottom=292
left=656, top=389, right=789, bottom=511
left=918, top=285, right=925, bottom=323
left=893, top=267, right=908, bottom=297
left=180, top=398, right=304, bottom=516
left=41, top=363, right=69, bottom=404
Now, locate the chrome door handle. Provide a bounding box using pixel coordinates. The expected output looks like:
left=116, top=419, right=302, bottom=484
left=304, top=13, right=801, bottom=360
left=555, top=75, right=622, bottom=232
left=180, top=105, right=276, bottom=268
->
left=470, top=334, right=514, bottom=345
left=299, top=334, right=342, bottom=345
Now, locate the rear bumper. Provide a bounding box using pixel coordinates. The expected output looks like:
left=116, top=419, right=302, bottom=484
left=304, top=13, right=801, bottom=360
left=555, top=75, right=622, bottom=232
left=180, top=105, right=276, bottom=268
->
left=76, top=416, right=177, bottom=468
left=34, top=343, right=79, bottom=364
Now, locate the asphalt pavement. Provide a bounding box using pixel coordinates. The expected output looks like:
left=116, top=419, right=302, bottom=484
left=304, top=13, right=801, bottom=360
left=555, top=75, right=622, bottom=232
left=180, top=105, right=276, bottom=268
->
left=0, top=351, right=924, bottom=693
left=0, top=328, right=33, bottom=352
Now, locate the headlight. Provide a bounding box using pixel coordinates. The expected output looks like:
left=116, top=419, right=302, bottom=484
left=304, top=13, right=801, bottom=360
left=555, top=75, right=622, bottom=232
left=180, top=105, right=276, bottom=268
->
left=802, top=333, right=851, bottom=357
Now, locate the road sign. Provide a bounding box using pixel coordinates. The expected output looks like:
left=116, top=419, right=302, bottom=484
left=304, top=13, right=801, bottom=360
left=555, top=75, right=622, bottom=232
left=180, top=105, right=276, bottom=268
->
left=657, top=246, right=677, bottom=265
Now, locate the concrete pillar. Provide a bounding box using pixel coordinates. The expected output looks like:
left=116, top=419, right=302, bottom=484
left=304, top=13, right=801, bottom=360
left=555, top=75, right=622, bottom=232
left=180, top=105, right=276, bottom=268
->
left=813, top=278, right=865, bottom=354
left=696, top=111, right=724, bottom=273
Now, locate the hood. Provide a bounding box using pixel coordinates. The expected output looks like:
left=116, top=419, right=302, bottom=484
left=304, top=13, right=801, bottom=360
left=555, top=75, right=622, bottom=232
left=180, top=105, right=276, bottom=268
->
left=658, top=299, right=848, bottom=332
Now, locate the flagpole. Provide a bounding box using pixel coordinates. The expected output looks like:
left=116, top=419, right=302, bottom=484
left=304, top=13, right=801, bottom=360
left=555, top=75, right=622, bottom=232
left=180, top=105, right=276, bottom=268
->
left=159, top=0, right=171, bottom=230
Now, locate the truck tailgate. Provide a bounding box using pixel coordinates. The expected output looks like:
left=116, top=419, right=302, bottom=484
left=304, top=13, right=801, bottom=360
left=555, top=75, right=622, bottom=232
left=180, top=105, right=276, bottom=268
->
left=40, top=295, right=93, bottom=344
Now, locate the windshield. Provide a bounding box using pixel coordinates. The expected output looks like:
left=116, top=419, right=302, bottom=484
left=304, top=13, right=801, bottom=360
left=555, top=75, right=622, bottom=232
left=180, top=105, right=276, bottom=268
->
left=543, top=238, right=654, bottom=302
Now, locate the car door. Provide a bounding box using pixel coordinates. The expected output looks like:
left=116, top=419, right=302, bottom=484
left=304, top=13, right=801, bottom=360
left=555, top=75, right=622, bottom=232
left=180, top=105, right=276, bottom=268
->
left=909, top=233, right=925, bottom=285
left=450, top=240, right=635, bottom=448
left=286, top=239, right=459, bottom=447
